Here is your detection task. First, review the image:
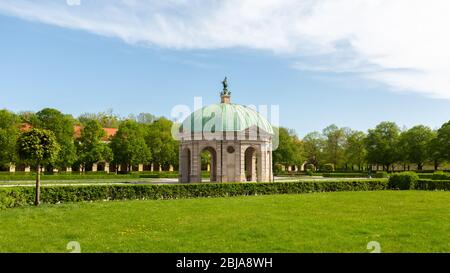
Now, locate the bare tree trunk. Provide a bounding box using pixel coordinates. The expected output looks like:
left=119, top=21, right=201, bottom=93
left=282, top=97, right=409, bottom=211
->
left=35, top=164, right=41, bottom=206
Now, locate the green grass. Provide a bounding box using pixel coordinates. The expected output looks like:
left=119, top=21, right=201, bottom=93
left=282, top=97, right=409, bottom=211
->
left=0, top=191, right=449, bottom=253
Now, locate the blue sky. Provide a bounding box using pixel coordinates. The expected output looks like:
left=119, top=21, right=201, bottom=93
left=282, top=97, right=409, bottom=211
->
left=1, top=1, right=450, bottom=137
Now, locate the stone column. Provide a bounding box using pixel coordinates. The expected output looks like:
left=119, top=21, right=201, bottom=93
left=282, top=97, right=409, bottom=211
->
left=253, top=153, right=258, bottom=182
left=190, top=142, right=202, bottom=183
left=92, top=163, right=98, bottom=172
left=169, top=165, right=174, bottom=172
left=240, top=145, right=247, bottom=182
left=150, top=164, right=154, bottom=172
left=24, top=166, right=31, bottom=173
left=138, top=164, right=144, bottom=172
left=66, top=167, right=72, bottom=173
left=104, top=163, right=110, bottom=173
left=9, top=163, right=16, bottom=173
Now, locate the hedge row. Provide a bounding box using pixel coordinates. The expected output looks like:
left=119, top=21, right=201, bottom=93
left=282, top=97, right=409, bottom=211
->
left=416, top=180, right=450, bottom=191
left=322, top=172, right=389, bottom=178
left=431, top=172, right=450, bottom=180
left=2, top=178, right=449, bottom=209
left=322, top=173, right=368, bottom=178
left=388, top=172, right=450, bottom=190
left=0, top=179, right=389, bottom=209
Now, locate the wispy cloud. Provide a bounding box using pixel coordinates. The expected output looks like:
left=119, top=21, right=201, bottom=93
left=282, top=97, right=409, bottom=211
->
left=1, top=0, right=450, bottom=99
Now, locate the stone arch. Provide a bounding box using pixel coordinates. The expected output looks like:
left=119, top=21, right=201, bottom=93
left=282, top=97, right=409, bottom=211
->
left=201, top=146, right=218, bottom=182
left=244, top=146, right=262, bottom=182
left=180, top=147, right=191, bottom=183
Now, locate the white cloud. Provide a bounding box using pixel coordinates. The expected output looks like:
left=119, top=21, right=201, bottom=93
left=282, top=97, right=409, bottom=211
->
left=1, top=0, right=450, bottom=99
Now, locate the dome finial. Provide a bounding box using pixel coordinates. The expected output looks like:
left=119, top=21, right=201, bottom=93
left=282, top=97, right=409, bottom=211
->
left=220, top=77, right=231, bottom=103
left=222, top=77, right=228, bottom=92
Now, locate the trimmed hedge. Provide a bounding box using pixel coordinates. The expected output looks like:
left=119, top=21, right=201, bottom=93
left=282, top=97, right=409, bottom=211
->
left=418, top=173, right=434, bottom=179
left=431, top=171, right=450, bottom=181
left=373, top=171, right=389, bottom=178
left=388, top=172, right=419, bottom=190
left=322, top=164, right=334, bottom=173
left=416, top=180, right=450, bottom=191
left=322, top=173, right=368, bottom=178
left=0, top=179, right=388, bottom=209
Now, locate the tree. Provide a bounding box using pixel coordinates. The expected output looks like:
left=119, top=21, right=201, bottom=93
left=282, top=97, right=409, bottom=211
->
left=110, top=120, right=151, bottom=171
left=398, top=125, right=434, bottom=170
left=76, top=120, right=113, bottom=169
left=435, top=121, right=450, bottom=163
left=78, top=109, right=120, bottom=128
left=0, top=110, right=20, bottom=168
left=34, top=108, right=77, bottom=170
left=302, top=131, right=325, bottom=170
left=344, top=130, right=367, bottom=170
left=273, top=127, right=304, bottom=170
left=322, top=124, right=346, bottom=169
left=17, top=129, right=60, bottom=206
left=428, top=130, right=442, bottom=170
left=135, top=113, right=157, bottom=124
left=365, top=122, right=401, bottom=171
left=144, top=118, right=179, bottom=169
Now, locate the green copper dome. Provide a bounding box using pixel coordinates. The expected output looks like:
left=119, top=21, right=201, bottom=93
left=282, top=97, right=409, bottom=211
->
left=181, top=103, right=274, bottom=135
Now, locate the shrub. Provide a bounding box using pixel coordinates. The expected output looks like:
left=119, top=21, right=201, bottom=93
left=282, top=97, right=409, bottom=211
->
left=0, top=188, right=33, bottom=209
left=322, top=173, right=367, bottom=178
left=388, top=172, right=419, bottom=190
left=322, top=164, right=334, bottom=173
left=305, top=164, right=315, bottom=171
left=306, top=170, right=314, bottom=176
left=273, top=164, right=283, bottom=174
left=417, top=173, right=434, bottom=179
left=0, top=179, right=389, bottom=209
left=374, top=171, right=389, bottom=178
left=432, top=171, right=450, bottom=181
left=416, top=180, right=450, bottom=191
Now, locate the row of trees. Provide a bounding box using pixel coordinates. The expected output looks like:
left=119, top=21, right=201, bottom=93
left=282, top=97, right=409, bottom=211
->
left=0, top=108, right=178, bottom=171
left=1, top=107, right=450, bottom=173
left=274, top=121, right=450, bottom=172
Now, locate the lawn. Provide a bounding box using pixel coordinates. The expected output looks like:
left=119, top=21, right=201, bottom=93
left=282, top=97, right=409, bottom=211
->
left=0, top=191, right=449, bottom=253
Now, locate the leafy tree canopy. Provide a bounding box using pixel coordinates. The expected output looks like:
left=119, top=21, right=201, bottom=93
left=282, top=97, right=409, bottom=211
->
left=365, top=121, right=401, bottom=169
left=110, top=120, right=151, bottom=169
left=34, top=108, right=77, bottom=168
left=17, top=128, right=60, bottom=167
left=399, top=125, right=434, bottom=170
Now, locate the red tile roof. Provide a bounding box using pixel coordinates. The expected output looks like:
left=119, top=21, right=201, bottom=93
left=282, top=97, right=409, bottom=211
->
left=103, top=127, right=118, bottom=141
left=21, top=123, right=118, bottom=141
left=74, top=125, right=82, bottom=139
